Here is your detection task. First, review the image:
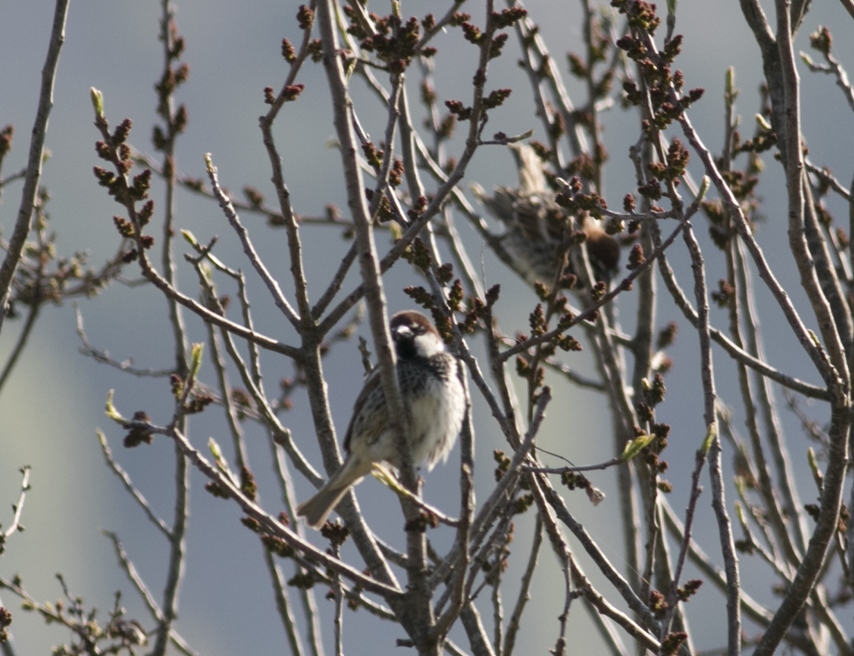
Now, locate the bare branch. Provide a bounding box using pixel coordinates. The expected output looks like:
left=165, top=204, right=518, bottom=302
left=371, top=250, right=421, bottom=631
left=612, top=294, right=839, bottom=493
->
left=0, top=0, right=69, bottom=332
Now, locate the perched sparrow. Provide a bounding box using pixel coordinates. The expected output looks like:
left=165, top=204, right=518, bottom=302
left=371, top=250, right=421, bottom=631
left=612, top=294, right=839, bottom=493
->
left=474, top=143, right=620, bottom=286
left=297, top=310, right=466, bottom=529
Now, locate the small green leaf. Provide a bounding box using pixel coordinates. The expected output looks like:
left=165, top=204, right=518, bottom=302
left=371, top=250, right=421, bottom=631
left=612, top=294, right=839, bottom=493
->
left=697, top=176, right=710, bottom=201
left=807, top=447, right=823, bottom=489
left=666, top=0, right=677, bottom=19
left=755, top=114, right=772, bottom=131
left=209, top=437, right=223, bottom=461
left=622, top=434, right=654, bottom=461
left=208, top=438, right=237, bottom=486
left=807, top=329, right=821, bottom=349
left=104, top=390, right=126, bottom=424
left=699, top=422, right=717, bottom=456
left=208, top=437, right=230, bottom=476
left=504, top=129, right=534, bottom=143
left=189, top=343, right=204, bottom=381
left=90, top=87, right=104, bottom=118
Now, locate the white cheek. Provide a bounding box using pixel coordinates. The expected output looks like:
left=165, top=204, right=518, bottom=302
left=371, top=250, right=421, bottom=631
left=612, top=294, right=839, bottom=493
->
left=414, top=334, right=445, bottom=358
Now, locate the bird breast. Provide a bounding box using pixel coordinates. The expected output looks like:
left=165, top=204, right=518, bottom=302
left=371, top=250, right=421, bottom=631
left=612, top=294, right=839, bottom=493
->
left=397, top=355, right=466, bottom=470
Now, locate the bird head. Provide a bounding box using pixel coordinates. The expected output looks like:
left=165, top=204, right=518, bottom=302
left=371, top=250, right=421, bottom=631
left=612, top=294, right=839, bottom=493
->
left=473, top=143, right=621, bottom=287
left=390, top=311, right=446, bottom=360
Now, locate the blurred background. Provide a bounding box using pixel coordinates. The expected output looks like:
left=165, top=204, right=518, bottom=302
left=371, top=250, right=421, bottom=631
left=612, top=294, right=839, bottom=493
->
left=2, top=0, right=854, bottom=653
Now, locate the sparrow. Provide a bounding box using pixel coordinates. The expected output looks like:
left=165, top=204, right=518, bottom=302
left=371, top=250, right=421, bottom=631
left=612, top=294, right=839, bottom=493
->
left=473, top=143, right=620, bottom=287
left=297, top=310, right=466, bottom=529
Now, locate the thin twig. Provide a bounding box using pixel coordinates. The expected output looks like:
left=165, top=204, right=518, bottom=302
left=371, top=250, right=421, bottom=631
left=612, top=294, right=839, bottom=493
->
left=0, top=303, right=39, bottom=393
left=503, top=517, right=542, bottom=656
left=0, top=0, right=68, bottom=332
left=204, top=156, right=300, bottom=326
left=103, top=530, right=166, bottom=623
left=0, top=466, right=31, bottom=553
left=97, top=431, right=171, bottom=537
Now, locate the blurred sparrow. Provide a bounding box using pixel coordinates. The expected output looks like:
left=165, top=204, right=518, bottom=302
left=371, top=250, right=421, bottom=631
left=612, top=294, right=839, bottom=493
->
left=474, top=143, right=619, bottom=286
left=297, top=310, right=466, bottom=529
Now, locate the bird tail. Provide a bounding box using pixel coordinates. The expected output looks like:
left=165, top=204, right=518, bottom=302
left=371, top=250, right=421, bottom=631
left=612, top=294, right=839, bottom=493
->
left=508, top=142, right=548, bottom=194
left=296, top=456, right=372, bottom=529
